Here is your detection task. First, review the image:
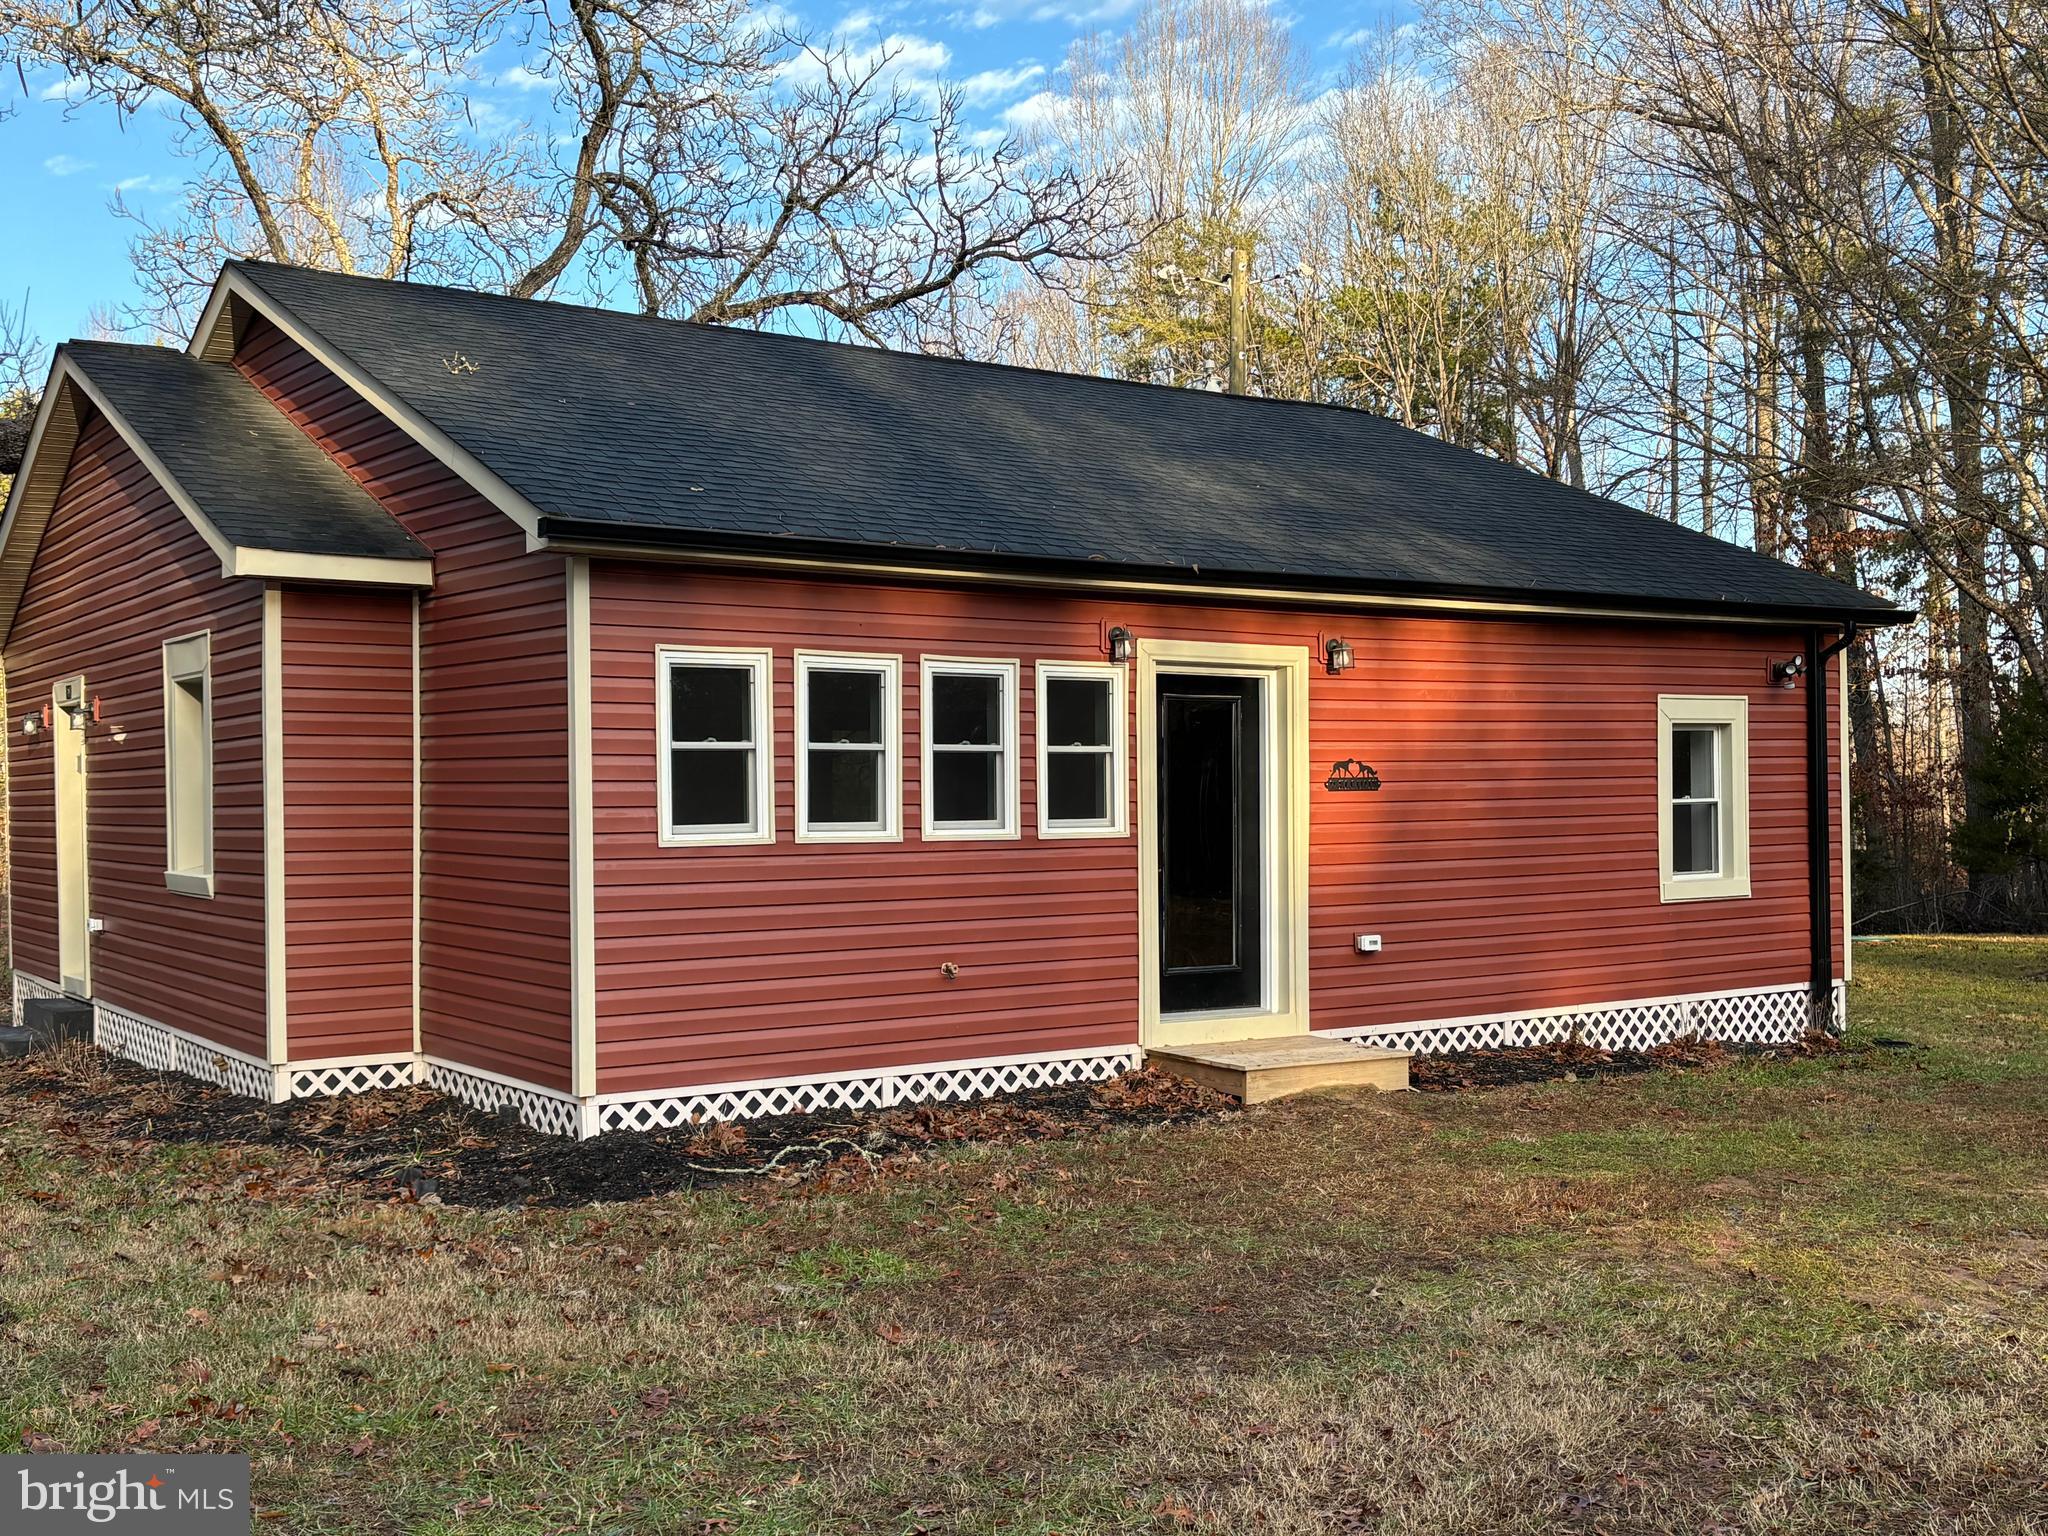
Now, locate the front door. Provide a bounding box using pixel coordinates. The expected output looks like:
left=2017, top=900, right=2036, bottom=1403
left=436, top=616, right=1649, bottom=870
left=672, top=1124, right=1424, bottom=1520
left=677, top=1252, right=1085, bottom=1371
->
left=1157, top=673, right=1263, bottom=1014
left=53, top=677, right=91, bottom=997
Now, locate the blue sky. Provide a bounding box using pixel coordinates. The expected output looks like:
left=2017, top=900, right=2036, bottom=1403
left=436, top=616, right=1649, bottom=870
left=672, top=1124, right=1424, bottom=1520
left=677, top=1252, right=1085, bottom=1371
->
left=0, top=0, right=1412, bottom=351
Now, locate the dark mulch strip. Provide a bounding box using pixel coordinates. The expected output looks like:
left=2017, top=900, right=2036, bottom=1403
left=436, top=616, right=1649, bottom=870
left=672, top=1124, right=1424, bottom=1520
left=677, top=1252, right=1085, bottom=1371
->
left=1408, top=1031, right=1844, bottom=1093
left=0, top=1051, right=1229, bottom=1209
left=1, top=1029, right=1844, bottom=1206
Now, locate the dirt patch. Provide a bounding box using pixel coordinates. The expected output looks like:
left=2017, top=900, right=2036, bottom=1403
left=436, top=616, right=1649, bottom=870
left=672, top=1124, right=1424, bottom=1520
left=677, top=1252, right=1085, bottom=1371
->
left=1409, top=1030, right=1843, bottom=1092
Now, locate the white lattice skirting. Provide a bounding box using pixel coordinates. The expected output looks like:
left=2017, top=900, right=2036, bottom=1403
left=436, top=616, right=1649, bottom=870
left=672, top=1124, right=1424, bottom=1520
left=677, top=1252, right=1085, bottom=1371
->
left=13, top=974, right=422, bottom=1105
left=91, top=997, right=277, bottom=1101
left=10, top=971, right=65, bottom=1018
left=595, top=1046, right=1145, bottom=1134
left=423, top=1046, right=1145, bottom=1138
left=286, top=1057, right=422, bottom=1099
left=426, top=1058, right=584, bottom=1138
left=1324, top=981, right=1847, bottom=1057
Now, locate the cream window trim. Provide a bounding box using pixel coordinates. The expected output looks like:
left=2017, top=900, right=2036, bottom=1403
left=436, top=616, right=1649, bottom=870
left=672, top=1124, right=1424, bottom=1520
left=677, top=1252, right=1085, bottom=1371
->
left=920, top=656, right=1021, bottom=841
left=1656, top=694, right=1751, bottom=903
left=162, top=630, right=215, bottom=899
left=793, top=651, right=903, bottom=844
left=1035, top=660, right=1129, bottom=839
left=656, top=645, right=776, bottom=848
left=1135, top=638, right=1311, bottom=1049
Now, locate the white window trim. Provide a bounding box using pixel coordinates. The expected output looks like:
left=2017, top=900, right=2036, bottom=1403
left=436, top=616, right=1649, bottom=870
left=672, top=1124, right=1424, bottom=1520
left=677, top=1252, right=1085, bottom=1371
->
left=920, top=656, right=1021, bottom=841
left=656, top=644, right=776, bottom=848
left=1035, top=660, right=1129, bottom=839
left=794, top=650, right=902, bottom=844
left=1656, top=694, right=1751, bottom=902
left=162, top=630, right=215, bottom=898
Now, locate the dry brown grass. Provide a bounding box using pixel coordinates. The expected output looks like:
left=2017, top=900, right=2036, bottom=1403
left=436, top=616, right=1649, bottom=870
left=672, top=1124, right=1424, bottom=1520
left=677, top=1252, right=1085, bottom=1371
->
left=2, top=939, right=2046, bottom=1533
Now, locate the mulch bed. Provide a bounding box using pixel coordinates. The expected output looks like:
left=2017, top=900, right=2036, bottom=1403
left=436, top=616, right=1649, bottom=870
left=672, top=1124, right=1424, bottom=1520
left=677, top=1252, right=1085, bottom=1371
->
left=0, top=1051, right=1230, bottom=1208
left=0, top=1029, right=1844, bottom=1208
left=1407, top=1030, right=1843, bottom=1092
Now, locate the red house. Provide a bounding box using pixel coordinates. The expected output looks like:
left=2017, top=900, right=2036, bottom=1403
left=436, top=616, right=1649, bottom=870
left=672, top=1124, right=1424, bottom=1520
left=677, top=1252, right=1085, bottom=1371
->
left=0, top=263, right=1910, bottom=1134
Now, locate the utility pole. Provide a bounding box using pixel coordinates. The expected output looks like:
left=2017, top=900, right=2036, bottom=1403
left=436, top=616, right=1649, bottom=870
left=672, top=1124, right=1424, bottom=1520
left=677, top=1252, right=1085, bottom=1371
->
left=1227, top=242, right=1251, bottom=396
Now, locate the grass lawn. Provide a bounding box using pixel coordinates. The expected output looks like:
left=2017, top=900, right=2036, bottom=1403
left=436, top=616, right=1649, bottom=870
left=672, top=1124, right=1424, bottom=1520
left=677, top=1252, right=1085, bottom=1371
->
left=4, top=938, right=2046, bottom=1534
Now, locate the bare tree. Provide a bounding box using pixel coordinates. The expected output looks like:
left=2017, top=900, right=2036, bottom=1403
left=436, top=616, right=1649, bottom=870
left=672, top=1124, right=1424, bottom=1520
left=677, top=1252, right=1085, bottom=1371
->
left=0, top=0, right=1122, bottom=338
left=0, top=295, right=45, bottom=491
left=1004, top=0, right=1312, bottom=387
left=1, top=0, right=543, bottom=326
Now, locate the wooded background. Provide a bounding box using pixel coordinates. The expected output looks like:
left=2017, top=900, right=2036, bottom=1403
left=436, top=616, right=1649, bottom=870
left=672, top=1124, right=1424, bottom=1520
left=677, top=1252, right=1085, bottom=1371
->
left=1, top=0, right=2042, bottom=931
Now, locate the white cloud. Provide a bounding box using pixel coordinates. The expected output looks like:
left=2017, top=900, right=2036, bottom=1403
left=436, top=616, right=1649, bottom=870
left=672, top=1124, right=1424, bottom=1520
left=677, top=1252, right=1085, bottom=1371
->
left=779, top=31, right=952, bottom=99
left=43, top=153, right=93, bottom=177
left=958, top=62, right=1045, bottom=105
left=39, top=74, right=90, bottom=102
left=999, top=89, right=1067, bottom=133
left=1028, top=0, right=1138, bottom=25
left=496, top=64, right=553, bottom=91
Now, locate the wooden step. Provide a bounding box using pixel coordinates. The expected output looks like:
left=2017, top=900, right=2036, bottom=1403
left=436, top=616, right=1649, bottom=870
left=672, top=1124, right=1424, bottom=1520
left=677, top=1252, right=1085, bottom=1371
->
left=1146, top=1035, right=1409, bottom=1103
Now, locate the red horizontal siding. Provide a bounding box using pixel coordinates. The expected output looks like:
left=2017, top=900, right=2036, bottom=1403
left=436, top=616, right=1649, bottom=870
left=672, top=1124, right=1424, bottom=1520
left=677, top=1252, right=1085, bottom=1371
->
left=4, top=413, right=267, bottom=1056
left=236, top=318, right=572, bottom=1090
left=590, top=565, right=1844, bottom=1096
left=280, top=585, right=415, bottom=1061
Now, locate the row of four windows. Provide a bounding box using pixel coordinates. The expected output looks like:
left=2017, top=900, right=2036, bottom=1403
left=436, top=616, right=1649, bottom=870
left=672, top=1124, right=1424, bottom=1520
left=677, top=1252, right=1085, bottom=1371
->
left=658, top=648, right=1128, bottom=847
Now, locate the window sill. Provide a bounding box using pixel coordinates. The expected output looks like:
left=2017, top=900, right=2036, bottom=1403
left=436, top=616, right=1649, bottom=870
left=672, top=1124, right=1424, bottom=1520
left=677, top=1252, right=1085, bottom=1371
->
left=795, top=827, right=903, bottom=845
left=1038, top=822, right=1131, bottom=840
left=1659, top=875, right=1752, bottom=903
left=657, top=828, right=776, bottom=849
left=164, top=870, right=215, bottom=899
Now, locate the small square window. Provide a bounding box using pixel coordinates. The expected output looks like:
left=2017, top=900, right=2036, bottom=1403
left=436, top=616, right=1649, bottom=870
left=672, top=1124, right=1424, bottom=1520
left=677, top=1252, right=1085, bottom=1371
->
left=795, top=652, right=901, bottom=842
left=1657, top=696, right=1750, bottom=901
left=1036, top=662, right=1128, bottom=838
left=922, top=657, right=1020, bottom=840
left=659, top=647, right=774, bottom=846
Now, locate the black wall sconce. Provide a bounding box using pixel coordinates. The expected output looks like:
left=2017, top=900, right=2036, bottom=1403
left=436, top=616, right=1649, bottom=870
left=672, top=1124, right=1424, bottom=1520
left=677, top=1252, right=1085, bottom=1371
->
left=1325, top=637, right=1355, bottom=675
left=1107, top=625, right=1135, bottom=663
left=1771, top=654, right=1807, bottom=689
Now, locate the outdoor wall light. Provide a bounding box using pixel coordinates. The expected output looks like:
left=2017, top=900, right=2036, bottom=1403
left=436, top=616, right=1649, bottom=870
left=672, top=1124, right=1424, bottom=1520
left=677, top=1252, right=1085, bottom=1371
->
left=1107, top=625, right=1135, bottom=663
left=1771, top=654, right=1807, bottom=689
left=1325, top=637, right=1356, bottom=675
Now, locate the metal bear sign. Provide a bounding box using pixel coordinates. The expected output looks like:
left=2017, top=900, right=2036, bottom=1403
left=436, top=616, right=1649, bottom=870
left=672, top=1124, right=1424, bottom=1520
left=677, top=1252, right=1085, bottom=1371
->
left=1324, top=758, right=1383, bottom=792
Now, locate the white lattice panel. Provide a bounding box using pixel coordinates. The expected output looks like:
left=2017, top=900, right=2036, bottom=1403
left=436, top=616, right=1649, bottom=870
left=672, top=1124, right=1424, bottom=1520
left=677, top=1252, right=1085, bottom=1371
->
left=288, top=1059, right=419, bottom=1098
left=1333, top=983, right=1843, bottom=1058
left=11, top=972, right=64, bottom=1021
left=93, top=1001, right=275, bottom=1100
left=426, top=1061, right=581, bottom=1137
left=594, top=1047, right=1144, bottom=1134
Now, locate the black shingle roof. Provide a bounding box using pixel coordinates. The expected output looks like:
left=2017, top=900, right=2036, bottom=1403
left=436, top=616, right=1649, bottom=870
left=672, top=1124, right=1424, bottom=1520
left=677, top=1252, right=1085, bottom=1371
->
left=67, top=340, right=426, bottom=562
left=233, top=262, right=1905, bottom=622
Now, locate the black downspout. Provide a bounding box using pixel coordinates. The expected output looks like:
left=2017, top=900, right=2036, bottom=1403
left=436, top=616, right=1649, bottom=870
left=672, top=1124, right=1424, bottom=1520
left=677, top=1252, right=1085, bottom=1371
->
left=1807, top=624, right=1857, bottom=1033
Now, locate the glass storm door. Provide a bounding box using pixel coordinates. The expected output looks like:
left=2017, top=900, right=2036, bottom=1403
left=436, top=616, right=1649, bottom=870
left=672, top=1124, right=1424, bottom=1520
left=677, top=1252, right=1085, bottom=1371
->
left=1156, top=673, right=1263, bottom=1014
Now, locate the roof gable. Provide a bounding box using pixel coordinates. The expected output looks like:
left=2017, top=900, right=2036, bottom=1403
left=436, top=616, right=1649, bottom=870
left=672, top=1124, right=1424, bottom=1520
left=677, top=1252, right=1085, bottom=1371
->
left=0, top=344, right=432, bottom=641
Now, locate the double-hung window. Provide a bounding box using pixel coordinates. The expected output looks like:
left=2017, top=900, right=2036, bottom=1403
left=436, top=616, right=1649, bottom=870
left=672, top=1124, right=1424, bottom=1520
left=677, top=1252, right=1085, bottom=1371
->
left=795, top=652, right=901, bottom=841
left=162, top=632, right=214, bottom=896
left=659, top=646, right=774, bottom=846
left=922, top=657, right=1020, bottom=839
left=1656, top=695, right=1751, bottom=901
left=1036, top=661, right=1127, bottom=837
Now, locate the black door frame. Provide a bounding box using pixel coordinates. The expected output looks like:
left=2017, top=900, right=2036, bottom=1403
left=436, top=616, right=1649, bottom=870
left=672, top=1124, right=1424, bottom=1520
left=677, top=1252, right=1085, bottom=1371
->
left=1156, top=673, right=1265, bottom=1015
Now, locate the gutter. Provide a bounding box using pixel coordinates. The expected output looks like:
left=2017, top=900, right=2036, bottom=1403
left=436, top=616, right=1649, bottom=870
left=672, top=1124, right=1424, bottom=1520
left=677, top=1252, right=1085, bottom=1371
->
left=1808, top=623, right=1860, bottom=1031
left=535, top=517, right=1916, bottom=633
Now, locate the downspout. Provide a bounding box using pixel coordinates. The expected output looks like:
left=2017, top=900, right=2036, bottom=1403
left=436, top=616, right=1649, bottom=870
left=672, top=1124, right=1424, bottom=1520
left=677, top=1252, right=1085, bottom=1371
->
left=1807, top=622, right=1858, bottom=1034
